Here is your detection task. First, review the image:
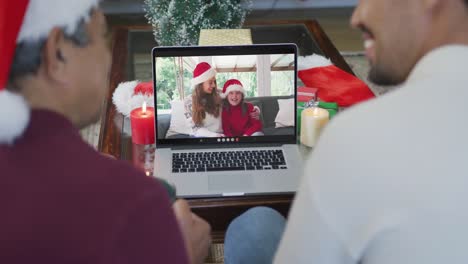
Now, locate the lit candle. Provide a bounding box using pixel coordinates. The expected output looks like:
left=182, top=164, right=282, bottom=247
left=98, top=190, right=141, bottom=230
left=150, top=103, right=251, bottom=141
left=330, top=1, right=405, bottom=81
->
left=300, top=107, right=329, bottom=147
left=130, top=102, right=155, bottom=145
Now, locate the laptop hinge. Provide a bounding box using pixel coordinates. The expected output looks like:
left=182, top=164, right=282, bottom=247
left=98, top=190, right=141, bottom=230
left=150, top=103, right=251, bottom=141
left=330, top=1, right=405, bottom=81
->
left=171, top=143, right=283, bottom=150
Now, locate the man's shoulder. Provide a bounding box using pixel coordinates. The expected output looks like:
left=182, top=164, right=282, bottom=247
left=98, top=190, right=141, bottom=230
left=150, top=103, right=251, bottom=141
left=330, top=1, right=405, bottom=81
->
left=95, top=157, right=163, bottom=195
left=325, top=89, right=407, bottom=141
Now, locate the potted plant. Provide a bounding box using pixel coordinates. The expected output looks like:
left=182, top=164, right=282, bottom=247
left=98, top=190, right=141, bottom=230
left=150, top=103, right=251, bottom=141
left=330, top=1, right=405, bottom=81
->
left=144, top=0, right=253, bottom=46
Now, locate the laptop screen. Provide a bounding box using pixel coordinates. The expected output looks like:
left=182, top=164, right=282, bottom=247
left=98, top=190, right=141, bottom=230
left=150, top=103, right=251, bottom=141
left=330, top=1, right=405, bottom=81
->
left=152, top=44, right=297, bottom=147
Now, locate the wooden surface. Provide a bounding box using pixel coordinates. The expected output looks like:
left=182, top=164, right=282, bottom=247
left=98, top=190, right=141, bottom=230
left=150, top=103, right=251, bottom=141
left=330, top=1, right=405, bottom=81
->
left=99, top=20, right=352, bottom=240
left=98, top=28, right=126, bottom=159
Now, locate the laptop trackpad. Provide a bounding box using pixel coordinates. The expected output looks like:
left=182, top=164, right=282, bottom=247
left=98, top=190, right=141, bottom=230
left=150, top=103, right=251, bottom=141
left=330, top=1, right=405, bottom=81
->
left=208, top=173, right=253, bottom=192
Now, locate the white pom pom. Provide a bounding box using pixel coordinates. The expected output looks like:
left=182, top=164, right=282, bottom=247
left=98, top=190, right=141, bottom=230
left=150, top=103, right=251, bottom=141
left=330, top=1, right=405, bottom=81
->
left=112, top=81, right=139, bottom=117
left=0, top=90, right=30, bottom=144
left=298, top=54, right=333, bottom=71
left=128, top=94, right=154, bottom=114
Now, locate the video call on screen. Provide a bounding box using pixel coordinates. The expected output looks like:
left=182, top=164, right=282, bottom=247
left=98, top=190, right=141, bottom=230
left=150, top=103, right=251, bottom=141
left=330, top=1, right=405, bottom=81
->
left=155, top=54, right=296, bottom=140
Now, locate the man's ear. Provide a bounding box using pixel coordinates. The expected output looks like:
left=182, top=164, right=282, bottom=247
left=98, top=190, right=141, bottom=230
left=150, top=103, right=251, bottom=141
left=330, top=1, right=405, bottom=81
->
left=42, top=27, right=70, bottom=85
left=422, top=0, right=442, bottom=11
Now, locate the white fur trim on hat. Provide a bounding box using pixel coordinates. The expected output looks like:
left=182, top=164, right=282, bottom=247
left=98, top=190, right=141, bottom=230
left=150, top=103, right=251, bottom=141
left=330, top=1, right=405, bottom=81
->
left=17, top=0, right=100, bottom=43
left=0, top=90, right=30, bottom=144
left=191, top=67, right=216, bottom=88
left=298, top=54, right=333, bottom=71
left=221, top=84, right=245, bottom=99
left=112, top=81, right=154, bottom=117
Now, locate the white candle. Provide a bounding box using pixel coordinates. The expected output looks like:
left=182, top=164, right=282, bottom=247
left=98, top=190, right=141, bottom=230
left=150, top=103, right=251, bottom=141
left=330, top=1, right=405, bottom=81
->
left=300, top=107, right=329, bottom=147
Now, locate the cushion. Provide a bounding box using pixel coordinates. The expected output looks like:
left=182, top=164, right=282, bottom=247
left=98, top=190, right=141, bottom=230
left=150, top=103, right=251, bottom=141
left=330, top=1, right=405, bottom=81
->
left=275, top=98, right=295, bottom=128
left=165, top=100, right=191, bottom=138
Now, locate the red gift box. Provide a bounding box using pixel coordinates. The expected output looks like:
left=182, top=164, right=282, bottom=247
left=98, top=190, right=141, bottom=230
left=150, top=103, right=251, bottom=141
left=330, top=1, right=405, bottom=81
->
left=297, top=86, right=318, bottom=102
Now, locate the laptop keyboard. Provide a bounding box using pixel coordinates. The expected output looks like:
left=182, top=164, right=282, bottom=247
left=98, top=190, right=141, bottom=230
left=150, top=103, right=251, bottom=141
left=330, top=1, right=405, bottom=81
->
left=172, top=149, right=287, bottom=173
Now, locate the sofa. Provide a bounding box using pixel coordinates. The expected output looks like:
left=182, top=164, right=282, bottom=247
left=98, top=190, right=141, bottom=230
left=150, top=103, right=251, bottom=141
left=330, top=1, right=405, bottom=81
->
left=157, top=95, right=295, bottom=139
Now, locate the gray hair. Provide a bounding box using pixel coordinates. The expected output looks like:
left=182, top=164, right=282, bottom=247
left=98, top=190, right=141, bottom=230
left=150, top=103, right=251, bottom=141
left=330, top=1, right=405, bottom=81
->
left=8, top=13, right=91, bottom=88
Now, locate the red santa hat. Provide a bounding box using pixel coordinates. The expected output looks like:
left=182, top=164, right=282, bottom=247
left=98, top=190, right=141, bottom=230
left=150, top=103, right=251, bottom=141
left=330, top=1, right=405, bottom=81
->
left=221, top=79, right=245, bottom=99
left=191, top=62, right=216, bottom=88
left=112, top=81, right=154, bottom=117
left=0, top=0, right=100, bottom=144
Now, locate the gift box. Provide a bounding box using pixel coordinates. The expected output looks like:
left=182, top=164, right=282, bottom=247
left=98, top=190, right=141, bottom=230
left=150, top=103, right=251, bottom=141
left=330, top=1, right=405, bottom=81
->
left=297, top=86, right=318, bottom=102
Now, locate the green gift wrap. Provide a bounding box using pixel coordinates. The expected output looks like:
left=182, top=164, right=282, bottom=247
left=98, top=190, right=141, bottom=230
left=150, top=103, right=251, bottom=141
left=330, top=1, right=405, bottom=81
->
left=297, top=101, right=338, bottom=135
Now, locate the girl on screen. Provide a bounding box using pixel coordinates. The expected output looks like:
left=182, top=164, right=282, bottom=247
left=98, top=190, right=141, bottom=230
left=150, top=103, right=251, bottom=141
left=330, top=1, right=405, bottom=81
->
left=184, top=62, right=261, bottom=138
left=221, top=79, right=264, bottom=137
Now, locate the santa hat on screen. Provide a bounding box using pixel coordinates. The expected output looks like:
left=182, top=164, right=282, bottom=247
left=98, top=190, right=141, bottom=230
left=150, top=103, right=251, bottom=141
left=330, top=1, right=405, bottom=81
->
left=112, top=81, right=154, bottom=117
left=0, top=0, right=100, bottom=144
left=191, top=62, right=216, bottom=88
left=221, top=79, right=245, bottom=99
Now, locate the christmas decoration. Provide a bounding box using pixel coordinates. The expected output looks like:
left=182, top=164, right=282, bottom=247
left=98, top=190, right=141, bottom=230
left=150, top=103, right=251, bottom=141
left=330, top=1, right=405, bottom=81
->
left=143, top=0, right=253, bottom=46
left=113, top=81, right=155, bottom=117
left=191, top=62, right=216, bottom=87
left=221, top=78, right=245, bottom=98
left=298, top=54, right=375, bottom=107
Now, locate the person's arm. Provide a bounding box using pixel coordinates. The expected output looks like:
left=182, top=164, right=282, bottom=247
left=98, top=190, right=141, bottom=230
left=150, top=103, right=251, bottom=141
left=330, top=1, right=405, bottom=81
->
left=274, top=180, right=355, bottom=264
left=103, top=190, right=190, bottom=264
left=173, top=199, right=212, bottom=264
left=249, top=105, right=261, bottom=120
left=244, top=104, right=263, bottom=136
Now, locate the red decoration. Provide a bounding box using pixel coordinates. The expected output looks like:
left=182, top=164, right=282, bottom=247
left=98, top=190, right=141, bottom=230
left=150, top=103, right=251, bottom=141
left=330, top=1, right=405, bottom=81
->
left=0, top=0, right=29, bottom=89
left=297, top=86, right=318, bottom=103
left=130, top=103, right=155, bottom=145
left=133, top=82, right=154, bottom=97
left=298, top=65, right=375, bottom=107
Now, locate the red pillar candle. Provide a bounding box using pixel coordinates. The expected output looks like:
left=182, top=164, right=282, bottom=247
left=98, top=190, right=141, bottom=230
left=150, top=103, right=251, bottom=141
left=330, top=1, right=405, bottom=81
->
left=130, top=102, right=155, bottom=145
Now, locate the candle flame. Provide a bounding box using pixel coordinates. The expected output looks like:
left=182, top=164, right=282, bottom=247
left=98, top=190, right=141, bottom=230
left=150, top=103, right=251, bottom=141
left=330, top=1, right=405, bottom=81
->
left=313, top=107, right=320, bottom=116
left=142, top=101, right=147, bottom=113
left=145, top=171, right=151, bottom=177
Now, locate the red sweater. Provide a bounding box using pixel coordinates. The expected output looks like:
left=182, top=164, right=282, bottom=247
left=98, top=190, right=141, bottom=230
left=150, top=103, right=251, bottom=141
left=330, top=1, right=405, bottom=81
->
left=222, top=102, right=263, bottom=136
left=0, top=110, right=189, bottom=264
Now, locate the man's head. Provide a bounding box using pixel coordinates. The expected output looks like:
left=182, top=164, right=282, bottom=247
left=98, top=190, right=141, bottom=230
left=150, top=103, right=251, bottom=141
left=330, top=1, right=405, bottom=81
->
left=4, top=0, right=110, bottom=133
left=8, top=7, right=110, bottom=129
left=351, top=0, right=468, bottom=85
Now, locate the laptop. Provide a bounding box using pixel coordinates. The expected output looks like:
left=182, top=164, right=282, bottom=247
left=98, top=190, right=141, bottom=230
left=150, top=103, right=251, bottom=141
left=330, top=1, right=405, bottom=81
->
left=152, top=44, right=303, bottom=198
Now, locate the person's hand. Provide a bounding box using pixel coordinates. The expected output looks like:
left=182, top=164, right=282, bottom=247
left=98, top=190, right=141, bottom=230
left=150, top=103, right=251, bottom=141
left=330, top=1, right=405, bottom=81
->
left=173, top=199, right=212, bottom=264
left=101, top=153, right=116, bottom=159
left=250, top=106, right=261, bottom=120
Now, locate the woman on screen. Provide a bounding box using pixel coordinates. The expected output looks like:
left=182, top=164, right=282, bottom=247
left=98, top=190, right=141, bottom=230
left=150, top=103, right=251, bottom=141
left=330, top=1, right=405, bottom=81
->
left=184, top=62, right=224, bottom=137
left=221, top=79, right=264, bottom=137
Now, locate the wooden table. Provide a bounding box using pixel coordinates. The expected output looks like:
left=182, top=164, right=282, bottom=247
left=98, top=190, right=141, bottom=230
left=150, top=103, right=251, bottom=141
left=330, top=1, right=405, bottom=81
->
left=99, top=20, right=353, bottom=241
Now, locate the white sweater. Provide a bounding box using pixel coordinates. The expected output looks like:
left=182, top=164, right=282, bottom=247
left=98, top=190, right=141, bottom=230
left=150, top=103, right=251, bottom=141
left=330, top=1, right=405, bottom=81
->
left=275, top=45, right=468, bottom=264
left=184, top=97, right=222, bottom=137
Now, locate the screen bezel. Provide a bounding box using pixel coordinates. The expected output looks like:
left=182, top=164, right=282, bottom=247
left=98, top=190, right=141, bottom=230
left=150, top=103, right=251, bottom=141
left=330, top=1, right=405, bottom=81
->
left=152, top=44, right=298, bottom=148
